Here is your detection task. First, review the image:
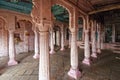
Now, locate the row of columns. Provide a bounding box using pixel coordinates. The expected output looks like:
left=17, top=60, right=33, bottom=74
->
left=82, top=18, right=103, bottom=66
left=7, top=19, right=103, bottom=80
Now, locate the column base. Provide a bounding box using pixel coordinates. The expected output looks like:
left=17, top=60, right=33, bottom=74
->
left=33, top=53, right=39, bottom=59
left=8, top=59, right=18, bottom=66
left=97, top=49, right=101, bottom=54
left=68, top=68, right=81, bottom=79
left=82, top=58, right=91, bottom=66
left=50, top=50, right=55, bottom=54
left=91, top=53, right=97, bottom=58
left=60, top=48, right=65, bottom=51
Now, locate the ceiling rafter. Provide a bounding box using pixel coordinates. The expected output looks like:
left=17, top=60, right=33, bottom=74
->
left=89, top=3, right=120, bottom=14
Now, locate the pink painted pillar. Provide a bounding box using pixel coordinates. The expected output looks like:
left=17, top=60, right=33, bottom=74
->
left=33, top=30, right=39, bottom=59
left=60, top=26, right=65, bottom=51
left=82, top=30, right=91, bottom=65
left=50, top=28, right=55, bottom=54
left=97, top=31, right=101, bottom=53
left=91, top=31, right=97, bottom=58
left=39, top=31, right=50, bottom=80
left=68, top=32, right=81, bottom=79
left=8, top=30, right=18, bottom=66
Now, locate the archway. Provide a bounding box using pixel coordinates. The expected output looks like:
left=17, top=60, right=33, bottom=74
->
left=51, top=4, right=69, bottom=50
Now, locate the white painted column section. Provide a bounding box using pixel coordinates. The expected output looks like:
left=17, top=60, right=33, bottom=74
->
left=50, top=28, right=55, bottom=54
left=8, top=30, right=18, bottom=66
left=68, top=32, right=81, bottom=79
left=56, top=31, right=60, bottom=46
left=33, top=30, right=39, bottom=59
left=97, top=24, right=101, bottom=53
left=91, top=31, right=97, bottom=58
left=82, top=30, right=91, bottom=65
left=60, top=26, right=65, bottom=51
left=39, top=31, right=50, bottom=80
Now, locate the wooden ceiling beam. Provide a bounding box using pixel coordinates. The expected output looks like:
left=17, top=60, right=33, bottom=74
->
left=66, top=0, right=88, bottom=16
left=89, top=4, right=120, bottom=14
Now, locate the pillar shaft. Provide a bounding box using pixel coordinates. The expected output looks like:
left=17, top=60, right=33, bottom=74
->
left=56, top=31, right=60, bottom=46
left=82, top=30, right=91, bottom=65
left=50, top=29, right=55, bottom=54
left=33, top=31, right=39, bottom=59
left=39, top=31, right=49, bottom=80
left=91, top=31, right=97, bottom=58
left=97, top=31, right=101, bottom=53
left=8, top=30, right=18, bottom=66
left=68, top=32, right=80, bottom=79
left=61, top=26, right=65, bottom=51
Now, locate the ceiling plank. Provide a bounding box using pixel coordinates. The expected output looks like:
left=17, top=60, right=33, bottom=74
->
left=89, top=4, right=120, bottom=14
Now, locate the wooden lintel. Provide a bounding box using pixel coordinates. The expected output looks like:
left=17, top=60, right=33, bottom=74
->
left=89, top=4, right=120, bottom=14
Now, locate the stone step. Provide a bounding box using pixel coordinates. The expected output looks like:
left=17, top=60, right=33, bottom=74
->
left=113, top=51, right=120, bottom=54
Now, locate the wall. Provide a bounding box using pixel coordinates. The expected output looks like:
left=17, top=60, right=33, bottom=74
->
left=0, top=9, right=34, bottom=57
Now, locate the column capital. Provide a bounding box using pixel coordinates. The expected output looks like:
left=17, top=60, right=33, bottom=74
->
left=85, top=30, right=89, bottom=33
left=36, top=23, right=51, bottom=32
left=8, top=30, right=15, bottom=33
left=69, top=27, right=76, bottom=33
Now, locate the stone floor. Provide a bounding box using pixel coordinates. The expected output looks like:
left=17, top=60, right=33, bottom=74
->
left=0, top=48, right=120, bottom=80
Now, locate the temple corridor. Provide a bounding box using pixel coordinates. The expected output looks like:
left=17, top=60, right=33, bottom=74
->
left=0, top=48, right=120, bottom=80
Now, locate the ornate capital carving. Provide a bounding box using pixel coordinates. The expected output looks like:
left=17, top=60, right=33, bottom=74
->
left=31, top=0, right=41, bottom=24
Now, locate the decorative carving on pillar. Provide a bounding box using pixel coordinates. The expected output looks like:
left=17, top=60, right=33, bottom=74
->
left=31, top=0, right=41, bottom=24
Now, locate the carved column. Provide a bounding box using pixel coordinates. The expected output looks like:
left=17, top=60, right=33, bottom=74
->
left=82, top=16, right=91, bottom=65
left=60, top=25, right=65, bottom=51
left=56, top=31, right=60, bottom=46
left=97, top=23, right=101, bottom=53
left=33, top=29, right=39, bottom=59
left=68, top=31, right=81, bottom=79
left=82, top=30, right=91, bottom=65
left=8, top=30, right=18, bottom=66
left=39, top=31, right=49, bottom=80
left=50, top=27, right=55, bottom=54
left=31, top=0, right=51, bottom=79
left=91, top=20, right=97, bottom=58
